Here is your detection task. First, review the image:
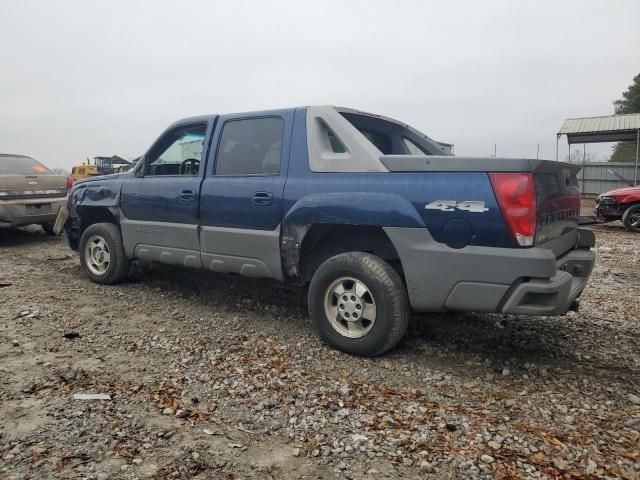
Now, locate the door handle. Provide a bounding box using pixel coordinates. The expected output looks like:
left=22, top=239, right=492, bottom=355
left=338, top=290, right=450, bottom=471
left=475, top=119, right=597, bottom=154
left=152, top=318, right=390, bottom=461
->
left=179, top=189, right=197, bottom=202
left=253, top=192, right=273, bottom=206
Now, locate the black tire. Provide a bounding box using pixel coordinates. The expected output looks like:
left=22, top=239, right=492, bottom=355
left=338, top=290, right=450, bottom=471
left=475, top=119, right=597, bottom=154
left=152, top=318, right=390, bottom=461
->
left=622, top=204, right=640, bottom=232
left=308, top=252, right=409, bottom=357
left=41, top=223, right=56, bottom=236
left=79, top=223, right=130, bottom=284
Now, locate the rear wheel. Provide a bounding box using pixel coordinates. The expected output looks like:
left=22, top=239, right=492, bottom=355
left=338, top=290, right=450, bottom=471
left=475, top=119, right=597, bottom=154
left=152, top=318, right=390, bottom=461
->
left=622, top=205, right=640, bottom=232
left=41, top=223, right=56, bottom=236
left=79, top=223, right=130, bottom=284
left=308, top=252, right=409, bottom=357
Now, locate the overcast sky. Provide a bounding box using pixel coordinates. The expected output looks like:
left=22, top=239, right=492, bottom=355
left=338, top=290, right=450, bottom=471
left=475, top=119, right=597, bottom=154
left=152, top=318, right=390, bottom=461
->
left=1, top=0, right=639, bottom=170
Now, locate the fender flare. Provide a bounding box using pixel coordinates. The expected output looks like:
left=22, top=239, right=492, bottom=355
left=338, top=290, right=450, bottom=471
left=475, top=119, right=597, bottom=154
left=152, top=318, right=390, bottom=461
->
left=66, top=181, right=123, bottom=250
left=70, top=181, right=121, bottom=214
left=280, top=192, right=425, bottom=277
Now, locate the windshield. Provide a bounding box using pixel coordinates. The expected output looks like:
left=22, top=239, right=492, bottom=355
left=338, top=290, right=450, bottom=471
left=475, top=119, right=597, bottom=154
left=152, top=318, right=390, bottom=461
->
left=0, top=155, right=53, bottom=175
left=96, top=158, right=112, bottom=168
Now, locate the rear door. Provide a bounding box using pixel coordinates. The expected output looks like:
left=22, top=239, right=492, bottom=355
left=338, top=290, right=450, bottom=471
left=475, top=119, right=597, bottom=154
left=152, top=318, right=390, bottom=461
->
left=199, top=111, right=293, bottom=280
left=120, top=121, right=212, bottom=267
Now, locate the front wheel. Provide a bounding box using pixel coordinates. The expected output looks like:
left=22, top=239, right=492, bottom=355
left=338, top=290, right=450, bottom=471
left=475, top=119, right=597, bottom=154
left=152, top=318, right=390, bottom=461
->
left=622, top=204, right=640, bottom=232
left=308, top=252, right=409, bottom=357
left=79, top=223, right=130, bottom=284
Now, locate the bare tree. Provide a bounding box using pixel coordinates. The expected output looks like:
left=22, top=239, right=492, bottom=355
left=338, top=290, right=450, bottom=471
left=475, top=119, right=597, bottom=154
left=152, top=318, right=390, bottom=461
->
left=564, top=150, right=606, bottom=164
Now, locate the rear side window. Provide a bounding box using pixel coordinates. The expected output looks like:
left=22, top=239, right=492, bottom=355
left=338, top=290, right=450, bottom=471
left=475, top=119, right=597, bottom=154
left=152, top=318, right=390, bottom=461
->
left=327, top=128, right=347, bottom=153
left=0, top=155, right=53, bottom=175
left=215, top=117, right=283, bottom=176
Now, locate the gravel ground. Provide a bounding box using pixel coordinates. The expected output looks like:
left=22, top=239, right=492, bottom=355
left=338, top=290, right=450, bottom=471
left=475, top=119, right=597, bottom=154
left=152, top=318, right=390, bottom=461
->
left=1, top=222, right=638, bottom=480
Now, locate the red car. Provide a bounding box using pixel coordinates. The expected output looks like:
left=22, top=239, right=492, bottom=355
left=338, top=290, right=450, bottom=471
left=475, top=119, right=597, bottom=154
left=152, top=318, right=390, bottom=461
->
left=595, top=186, right=640, bottom=232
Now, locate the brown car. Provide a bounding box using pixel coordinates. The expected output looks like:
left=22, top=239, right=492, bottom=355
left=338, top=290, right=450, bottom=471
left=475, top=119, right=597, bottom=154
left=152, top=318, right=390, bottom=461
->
left=0, top=154, right=70, bottom=234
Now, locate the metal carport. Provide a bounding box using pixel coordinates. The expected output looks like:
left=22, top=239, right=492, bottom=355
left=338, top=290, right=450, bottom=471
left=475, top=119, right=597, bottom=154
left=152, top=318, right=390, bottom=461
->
left=556, top=113, right=640, bottom=186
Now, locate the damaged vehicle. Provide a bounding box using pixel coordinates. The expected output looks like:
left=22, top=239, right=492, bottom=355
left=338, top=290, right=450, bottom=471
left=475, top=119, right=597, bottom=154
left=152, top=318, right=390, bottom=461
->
left=0, top=154, right=71, bottom=234
left=59, top=106, right=595, bottom=356
left=595, top=185, right=640, bottom=232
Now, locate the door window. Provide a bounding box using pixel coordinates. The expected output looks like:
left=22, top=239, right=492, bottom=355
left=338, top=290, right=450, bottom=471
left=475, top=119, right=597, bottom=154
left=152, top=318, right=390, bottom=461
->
left=215, top=117, right=283, bottom=176
left=146, top=124, right=207, bottom=176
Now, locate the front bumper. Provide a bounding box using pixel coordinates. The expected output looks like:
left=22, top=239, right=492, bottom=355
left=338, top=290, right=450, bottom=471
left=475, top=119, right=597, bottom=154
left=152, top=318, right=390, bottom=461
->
left=384, top=227, right=596, bottom=316
left=0, top=196, right=67, bottom=226
left=594, top=202, right=624, bottom=222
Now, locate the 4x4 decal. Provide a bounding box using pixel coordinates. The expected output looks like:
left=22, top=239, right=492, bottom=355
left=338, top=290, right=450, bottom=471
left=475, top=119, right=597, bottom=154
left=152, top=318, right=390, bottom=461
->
left=424, top=200, right=489, bottom=213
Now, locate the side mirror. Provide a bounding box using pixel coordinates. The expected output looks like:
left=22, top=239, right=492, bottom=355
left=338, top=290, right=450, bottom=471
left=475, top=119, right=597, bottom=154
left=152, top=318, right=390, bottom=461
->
left=135, top=158, right=145, bottom=177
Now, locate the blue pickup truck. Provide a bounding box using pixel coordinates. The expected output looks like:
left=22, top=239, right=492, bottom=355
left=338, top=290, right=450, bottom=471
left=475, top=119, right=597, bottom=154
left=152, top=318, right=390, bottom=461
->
left=59, top=106, right=595, bottom=356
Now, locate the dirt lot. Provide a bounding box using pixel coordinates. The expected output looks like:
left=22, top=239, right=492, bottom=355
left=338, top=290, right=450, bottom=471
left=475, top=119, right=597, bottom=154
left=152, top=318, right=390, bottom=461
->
left=1, top=222, right=639, bottom=480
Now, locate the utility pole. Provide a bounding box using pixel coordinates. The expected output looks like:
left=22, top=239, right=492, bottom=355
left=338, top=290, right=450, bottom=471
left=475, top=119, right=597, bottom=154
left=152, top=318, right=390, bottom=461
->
left=635, top=129, right=639, bottom=186
left=582, top=144, right=586, bottom=197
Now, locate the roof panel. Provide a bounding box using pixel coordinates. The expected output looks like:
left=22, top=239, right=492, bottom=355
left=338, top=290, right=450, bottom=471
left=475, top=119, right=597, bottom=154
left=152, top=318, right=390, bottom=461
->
left=558, top=113, right=640, bottom=136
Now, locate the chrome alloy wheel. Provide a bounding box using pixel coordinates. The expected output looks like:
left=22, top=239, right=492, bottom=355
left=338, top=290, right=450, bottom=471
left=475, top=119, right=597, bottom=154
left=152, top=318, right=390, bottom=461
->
left=84, top=235, right=111, bottom=276
left=324, top=276, right=376, bottom=338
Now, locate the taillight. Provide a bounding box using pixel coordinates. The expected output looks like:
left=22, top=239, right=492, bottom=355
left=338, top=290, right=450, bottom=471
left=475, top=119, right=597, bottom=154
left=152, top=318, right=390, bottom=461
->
left=67, top=176, right=74, bottom=192
left=489, top=172, right=536, bottom=247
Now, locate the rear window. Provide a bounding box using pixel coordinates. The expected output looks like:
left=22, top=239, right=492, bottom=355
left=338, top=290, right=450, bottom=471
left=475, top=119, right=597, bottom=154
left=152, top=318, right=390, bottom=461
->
left=0, top=155, right=53, bottom=175
left=339, top=112, right=438, bottom=155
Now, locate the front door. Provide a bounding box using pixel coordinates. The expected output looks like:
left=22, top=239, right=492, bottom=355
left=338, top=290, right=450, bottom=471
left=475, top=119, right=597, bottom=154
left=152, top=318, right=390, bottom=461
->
left=199, top=112, right=292, bottom=280
left=120, top=122, right=210, bottom=267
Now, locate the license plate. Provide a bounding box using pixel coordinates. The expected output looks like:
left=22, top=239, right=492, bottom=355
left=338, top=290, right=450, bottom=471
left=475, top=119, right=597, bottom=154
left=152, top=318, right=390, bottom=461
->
left=53, top=205, right=69, bottom=235
left=26, top=203, right=51, bottom=215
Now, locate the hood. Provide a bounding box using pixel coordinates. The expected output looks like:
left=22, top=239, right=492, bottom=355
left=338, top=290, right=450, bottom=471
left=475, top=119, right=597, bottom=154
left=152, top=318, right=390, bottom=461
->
left=600, top=186, right=640, bottom=198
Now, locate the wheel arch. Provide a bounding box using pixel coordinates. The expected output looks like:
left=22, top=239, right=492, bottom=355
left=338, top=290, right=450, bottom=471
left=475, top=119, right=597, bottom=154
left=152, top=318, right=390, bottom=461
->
left=77, top=205, right=120, bottom=232
left=285, top=223, right=405, bottom=282
left=280, top=192, right=424, bottom=281
left=67, top=181, right=122, bottom=250
left=67, top=205, right=121, bottom=251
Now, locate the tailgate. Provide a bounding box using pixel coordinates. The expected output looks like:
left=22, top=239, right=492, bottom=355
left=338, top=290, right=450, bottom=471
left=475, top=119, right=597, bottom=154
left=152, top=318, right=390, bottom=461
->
left=533, top=161, right=581, bottom=246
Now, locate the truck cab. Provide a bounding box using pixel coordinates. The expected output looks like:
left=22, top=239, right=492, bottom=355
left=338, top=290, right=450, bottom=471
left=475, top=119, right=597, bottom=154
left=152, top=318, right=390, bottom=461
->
left=61, top=106, right=595, bottom=356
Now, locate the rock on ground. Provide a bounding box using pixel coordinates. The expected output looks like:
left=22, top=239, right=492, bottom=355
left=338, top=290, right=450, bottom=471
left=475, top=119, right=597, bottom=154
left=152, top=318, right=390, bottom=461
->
left=0, top=222, right=638, bottom=479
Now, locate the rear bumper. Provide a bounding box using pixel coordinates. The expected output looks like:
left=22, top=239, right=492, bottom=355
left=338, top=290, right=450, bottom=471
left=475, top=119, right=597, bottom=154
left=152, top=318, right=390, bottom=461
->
left=0, top=197, right=67, bottom=226
left=499, top=247, right=594, bottom=314
left=384, top=227, right=595, bottom=316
